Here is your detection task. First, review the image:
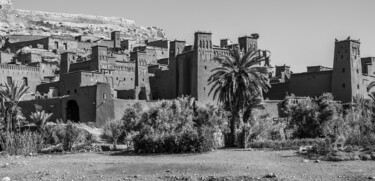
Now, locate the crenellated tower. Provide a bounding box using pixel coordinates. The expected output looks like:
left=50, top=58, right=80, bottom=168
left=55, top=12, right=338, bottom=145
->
left=193, top=31, right=215, bottom=103
left=238, top=34, right=258, bottom=54
left=331, top=38, right=363, bottom=103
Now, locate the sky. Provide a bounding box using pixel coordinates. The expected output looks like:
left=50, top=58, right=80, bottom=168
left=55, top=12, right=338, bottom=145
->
left=14, top=0, right=375, bottom=73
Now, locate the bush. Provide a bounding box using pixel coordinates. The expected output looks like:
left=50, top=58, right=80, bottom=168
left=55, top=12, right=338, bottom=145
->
left=124, top=97, right=229, bottom=154
left=282, top=93, right=343, bottom=139
left=248, top=138, right=325, bottom=150
left=0, top=131, right=45, bottom=155
left=43, top=121, right=94, bottom=152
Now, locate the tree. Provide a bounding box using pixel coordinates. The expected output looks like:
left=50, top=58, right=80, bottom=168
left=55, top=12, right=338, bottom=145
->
left=29, top=107, right=53, bottom=133
left=0, top=80, right=29, bottom=132
left=208, top=48, right=271, bottom=147
left=103, top=120, right=124, bottom=150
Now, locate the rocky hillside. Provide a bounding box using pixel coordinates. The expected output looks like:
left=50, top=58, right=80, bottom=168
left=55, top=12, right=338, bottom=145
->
left=0, top=2, right=166, bottom=41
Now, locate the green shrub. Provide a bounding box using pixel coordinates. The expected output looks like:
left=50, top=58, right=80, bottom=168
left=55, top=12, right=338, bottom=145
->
left=125, top=97, right=228, bottom=154
left=0, top=131, right=45, bottom=155
left=282, top=93, right=343, bottom=139
left=42, top=121, right=94, bottom=152
left=103, top=120, right=124, bottom=150
left=248, top=138, right=325, bottom=150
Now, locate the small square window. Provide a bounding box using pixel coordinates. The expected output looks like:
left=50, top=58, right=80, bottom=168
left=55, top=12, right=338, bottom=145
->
left=342, top=84, right=346, bottom=88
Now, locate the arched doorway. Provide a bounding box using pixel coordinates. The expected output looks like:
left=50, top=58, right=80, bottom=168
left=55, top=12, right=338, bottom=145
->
left=66, top=100, right=80, bottom=122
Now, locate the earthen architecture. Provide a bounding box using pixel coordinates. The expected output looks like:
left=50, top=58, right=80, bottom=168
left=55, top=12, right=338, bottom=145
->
left=265, top=38, right=375, bottom=103
left=2, top=0, right=375, bottom=126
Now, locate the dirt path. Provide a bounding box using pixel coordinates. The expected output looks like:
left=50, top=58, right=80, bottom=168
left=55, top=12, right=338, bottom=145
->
left=0, top=149, right=374, bottom=181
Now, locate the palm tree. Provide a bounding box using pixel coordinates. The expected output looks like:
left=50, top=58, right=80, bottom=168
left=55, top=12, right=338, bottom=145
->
left=208, top=48, right=271, bottom=147
left=0, top=80, right=29, bottom=132
left=30, top=109, right=53, bottom=132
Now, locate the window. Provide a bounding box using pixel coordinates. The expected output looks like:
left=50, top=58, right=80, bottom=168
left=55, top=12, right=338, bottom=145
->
left=103, top=94, right=107, bottom=99
left=67, top=90, right=70, bottom=95
left=63, top=43, right=68, bottom=50
left=342, top=84, right=346, bottom=88
left=341, top=55, right=344, bottom=59
left=54, top=42, right=59, bottom=49
left=0, top=5, right=2, bottom=9
left=6, top=77, right=12, bottom=85
left=74, top=89, right=77, bottom=94
left=205, top=66, right=207, bottom=70
left=342, top=68, right=345, bottom=73
left=357, top=84, right=360, bottom=89
left=357, top=69, right=359, bottom=74
left=22, top=77, right=28, bottom=86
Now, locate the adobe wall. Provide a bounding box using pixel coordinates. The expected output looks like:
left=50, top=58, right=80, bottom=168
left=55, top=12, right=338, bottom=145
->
left=36, top=81, right=60, bottom=95
left=0, top=64, right=41, bottom=92
left=252, top=100, right=282, bottom=118
left=47, top=37, right=78, bottom=53
left=6, top=35, right=46, bottom=43
left=21, top=84, right=108, bottom=125
left=0, top=52, right=14, bottom=63
left=19, top=98, right=63, bottom=123
left=177, top=52, right=193, bottom=97
left=289, top=70, right=332, bottom=98
left=95, top=83, right=114, bottom=126
left=147, top=40, right=169, bottom=49
left=150, top=66, right=176, bottom=100
left=9, top=38, right=48, bottom=52
left=18, top=53, right=41, bottom=64
left=264, top=82, right=290, bottom=100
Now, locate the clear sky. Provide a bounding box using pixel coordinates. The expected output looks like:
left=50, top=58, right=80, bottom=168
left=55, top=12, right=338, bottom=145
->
left=14, top=0, right=375, bottom=73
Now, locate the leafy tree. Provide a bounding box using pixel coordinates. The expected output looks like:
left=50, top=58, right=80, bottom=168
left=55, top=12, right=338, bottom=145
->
left=103, top=120, right=124, bottom=150
left=208, top=48, right=271, bottom=147
left=0, top=81, right=29, bottom=132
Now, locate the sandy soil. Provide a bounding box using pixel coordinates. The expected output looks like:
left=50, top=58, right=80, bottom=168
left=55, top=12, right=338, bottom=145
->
left=0, top=149, right=374, bottom=181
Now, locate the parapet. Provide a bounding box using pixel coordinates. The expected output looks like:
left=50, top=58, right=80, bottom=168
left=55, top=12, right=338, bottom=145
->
left=0, top=64, right=40, bottom=72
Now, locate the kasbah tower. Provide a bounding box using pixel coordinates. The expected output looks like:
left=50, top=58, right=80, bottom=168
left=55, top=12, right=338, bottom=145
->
left=192, top=32, right=258, bottom=104
left=332, top=39, right=364, bottom=103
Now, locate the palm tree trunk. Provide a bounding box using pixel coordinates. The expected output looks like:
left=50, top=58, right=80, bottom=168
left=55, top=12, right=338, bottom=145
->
left=229, top=112, right=240, bottom=147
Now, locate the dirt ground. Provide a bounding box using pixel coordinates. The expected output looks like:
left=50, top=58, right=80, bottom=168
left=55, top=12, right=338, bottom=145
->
left=0, top=149, right=374, bottom=181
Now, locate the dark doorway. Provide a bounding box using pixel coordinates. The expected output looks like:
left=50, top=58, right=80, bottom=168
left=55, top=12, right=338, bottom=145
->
left=66, top=100, right=80, bottom=122
left=138, top=87, right=147, bottom=100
